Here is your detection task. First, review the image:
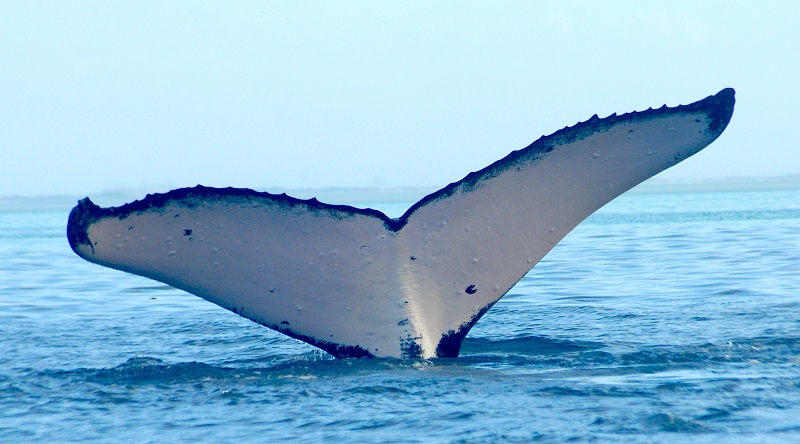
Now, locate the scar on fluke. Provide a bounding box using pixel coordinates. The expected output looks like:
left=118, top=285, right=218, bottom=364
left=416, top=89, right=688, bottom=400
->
left=66, top=89, right=735, bottom=359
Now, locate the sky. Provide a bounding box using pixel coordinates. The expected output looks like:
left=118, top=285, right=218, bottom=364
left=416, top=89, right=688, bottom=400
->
left=1, top=1, right=799, bottom=198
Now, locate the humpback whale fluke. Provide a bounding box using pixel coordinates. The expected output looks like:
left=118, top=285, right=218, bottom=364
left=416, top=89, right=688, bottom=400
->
left=67, top=89, right=735, bottom=359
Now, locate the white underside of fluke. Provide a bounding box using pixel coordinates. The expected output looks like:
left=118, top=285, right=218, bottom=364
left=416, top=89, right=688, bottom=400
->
left=67, top=89, right=735, bottom=359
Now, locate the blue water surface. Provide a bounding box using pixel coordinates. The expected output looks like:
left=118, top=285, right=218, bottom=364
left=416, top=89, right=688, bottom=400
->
left=1, top=187, right=799, bottom=442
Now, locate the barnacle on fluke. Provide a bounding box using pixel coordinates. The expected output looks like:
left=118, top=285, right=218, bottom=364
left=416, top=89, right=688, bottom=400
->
left=68, top=89, right=735, bottom=359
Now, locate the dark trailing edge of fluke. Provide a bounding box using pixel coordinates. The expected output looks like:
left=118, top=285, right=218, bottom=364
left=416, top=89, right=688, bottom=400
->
left=68, top=88, right=735, bottom=248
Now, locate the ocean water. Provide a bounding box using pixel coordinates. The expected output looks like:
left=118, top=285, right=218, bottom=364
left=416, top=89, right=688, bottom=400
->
left=1, top=186, right=799, bottom=442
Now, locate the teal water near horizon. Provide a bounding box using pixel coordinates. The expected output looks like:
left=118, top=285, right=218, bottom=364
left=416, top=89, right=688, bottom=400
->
left=1, top=187, right=799, bottom=442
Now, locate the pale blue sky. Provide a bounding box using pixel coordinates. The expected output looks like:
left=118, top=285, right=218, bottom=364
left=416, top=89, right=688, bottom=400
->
left=2, top=1, right=798, bottom=197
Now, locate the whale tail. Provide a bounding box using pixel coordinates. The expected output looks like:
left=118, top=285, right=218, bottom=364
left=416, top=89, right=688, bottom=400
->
left=68, top=89, right=735, bottom=359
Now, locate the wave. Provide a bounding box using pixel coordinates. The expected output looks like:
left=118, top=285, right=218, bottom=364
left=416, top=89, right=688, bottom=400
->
left=34, top=335, right=799, bottom=389
left=460, top=336, right=602, bottom=356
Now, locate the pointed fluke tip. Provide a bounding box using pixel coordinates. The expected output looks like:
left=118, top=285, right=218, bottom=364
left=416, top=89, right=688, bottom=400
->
left=67, top=197, right=101, bottom=256
left=701, top=87, right=735, bottom=135
left=707, top=87, right=735, bottom=109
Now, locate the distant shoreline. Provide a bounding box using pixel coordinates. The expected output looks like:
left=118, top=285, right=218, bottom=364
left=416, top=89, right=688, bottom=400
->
left=630, top=175, right=800, bottom=194
left=3, top=176, right=800, bottom=212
